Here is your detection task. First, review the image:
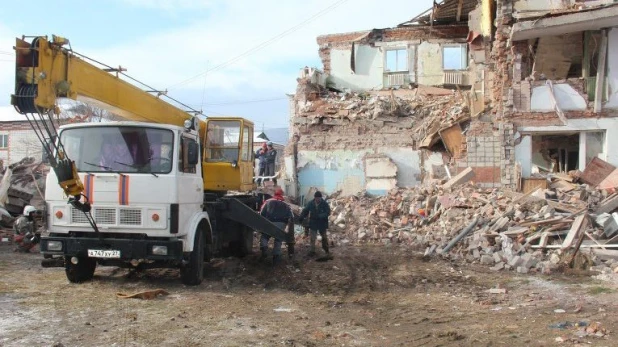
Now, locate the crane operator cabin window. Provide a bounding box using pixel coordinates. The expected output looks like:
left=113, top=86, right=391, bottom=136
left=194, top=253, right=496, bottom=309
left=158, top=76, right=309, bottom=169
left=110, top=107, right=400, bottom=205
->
left=205, top=120, right=241, bottom=162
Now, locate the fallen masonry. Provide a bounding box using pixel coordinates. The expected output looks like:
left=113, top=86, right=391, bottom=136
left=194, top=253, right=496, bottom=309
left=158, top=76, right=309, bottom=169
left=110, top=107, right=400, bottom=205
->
left=304, top=169, right=618, bottom=276
left=0, top=157, right=48, bottom=241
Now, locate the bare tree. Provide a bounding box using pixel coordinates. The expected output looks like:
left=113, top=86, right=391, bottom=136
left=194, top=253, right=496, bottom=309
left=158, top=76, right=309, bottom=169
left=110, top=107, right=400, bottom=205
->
left=61, top=102, right=124, bottom=123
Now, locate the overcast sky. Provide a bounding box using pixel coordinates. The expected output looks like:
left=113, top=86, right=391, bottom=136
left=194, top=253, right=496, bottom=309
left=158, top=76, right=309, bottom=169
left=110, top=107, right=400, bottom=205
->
left=0, top=0, right=434, bottom=129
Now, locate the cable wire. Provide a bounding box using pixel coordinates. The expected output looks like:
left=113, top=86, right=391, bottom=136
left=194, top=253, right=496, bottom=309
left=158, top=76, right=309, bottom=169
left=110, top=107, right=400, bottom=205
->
left=166, top=0, right=349, bottom=90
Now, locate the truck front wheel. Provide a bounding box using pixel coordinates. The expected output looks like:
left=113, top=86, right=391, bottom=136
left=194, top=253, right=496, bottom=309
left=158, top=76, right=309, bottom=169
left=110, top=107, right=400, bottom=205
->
left=65, top=256, right=96, bottom=283
left=180, top=230, right=204, bottom=286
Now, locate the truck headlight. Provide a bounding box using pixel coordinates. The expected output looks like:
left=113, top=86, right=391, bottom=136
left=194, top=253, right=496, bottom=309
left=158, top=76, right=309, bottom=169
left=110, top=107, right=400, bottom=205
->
left=47, top=241, right=63, bottom=251
left=152, top=245, right=168, bottom=255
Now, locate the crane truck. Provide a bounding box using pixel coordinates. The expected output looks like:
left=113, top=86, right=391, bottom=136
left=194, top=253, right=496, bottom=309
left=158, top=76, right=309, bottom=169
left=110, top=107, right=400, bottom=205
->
left=11, top=35, right=294, bottom=285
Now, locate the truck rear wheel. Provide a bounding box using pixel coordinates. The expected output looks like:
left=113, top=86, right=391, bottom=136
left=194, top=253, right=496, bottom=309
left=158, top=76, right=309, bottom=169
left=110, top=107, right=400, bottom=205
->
left=230, top=227, right=254, bottom=257
left=65, top=256, right=96, bottom=283
left=181, top=230, right=204, bottom=286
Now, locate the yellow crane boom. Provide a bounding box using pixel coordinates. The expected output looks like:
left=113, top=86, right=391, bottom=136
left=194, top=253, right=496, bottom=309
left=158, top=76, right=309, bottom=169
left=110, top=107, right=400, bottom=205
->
left=11, top=35, right=256, bottom=196
left=12, top=35, right=206, bottom=137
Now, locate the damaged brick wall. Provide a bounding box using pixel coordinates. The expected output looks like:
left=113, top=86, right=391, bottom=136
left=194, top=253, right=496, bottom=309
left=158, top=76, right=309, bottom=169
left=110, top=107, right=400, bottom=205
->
left=287, top=80, right=472, bottom=197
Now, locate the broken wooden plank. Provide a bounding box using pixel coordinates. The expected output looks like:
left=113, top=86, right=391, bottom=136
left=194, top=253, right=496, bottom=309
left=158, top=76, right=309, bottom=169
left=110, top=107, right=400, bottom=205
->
left=547, top=200, right=582, bottom=214
left=550, top=179, right=575, bottom=193
left=442, top=167, right=474, bottom=190
left=502, top=226, right=529, bottom=236
left=522, top=178, right=548, bottom=194
left=439, top=123, right=464, bottom=158
left=519, top=216, right=565, bottom=227
left=580, top=157, right=615, bottom=187
left=561, top=214, right=589, bottom=250
left=598, top=168, right=618, bottom=191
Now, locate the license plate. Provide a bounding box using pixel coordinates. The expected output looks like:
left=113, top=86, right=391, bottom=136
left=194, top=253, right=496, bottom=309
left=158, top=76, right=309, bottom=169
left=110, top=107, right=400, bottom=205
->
left=88, top=249, right=121, bottom=258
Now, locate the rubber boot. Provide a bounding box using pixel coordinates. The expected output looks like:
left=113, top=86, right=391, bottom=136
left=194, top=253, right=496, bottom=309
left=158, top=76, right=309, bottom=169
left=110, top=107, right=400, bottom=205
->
left=259, top=247, right=268, bottom=261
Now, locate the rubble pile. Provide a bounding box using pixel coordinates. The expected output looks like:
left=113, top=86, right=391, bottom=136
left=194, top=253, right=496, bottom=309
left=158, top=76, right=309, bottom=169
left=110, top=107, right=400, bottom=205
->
left=293, top=79, right=469, bottom=149
left=0, top=157, right=48, bottom=230
left=322, top=172, right=618, bottom=275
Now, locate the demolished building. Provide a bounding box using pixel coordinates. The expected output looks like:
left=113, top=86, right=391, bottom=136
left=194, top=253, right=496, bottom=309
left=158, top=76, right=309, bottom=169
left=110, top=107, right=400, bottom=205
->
left=280, top=0, right=618, bottom=275
left=285, top=0, right=492, bottom=200
left=285, top=0, right=618, bottom=202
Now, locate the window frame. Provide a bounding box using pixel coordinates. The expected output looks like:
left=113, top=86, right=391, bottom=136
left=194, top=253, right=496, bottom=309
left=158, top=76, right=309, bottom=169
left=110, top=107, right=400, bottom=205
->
left=384, top=48, right=409, bottom=73
left=0, top=134, right=8, bottom=149
left=442, top=44, right=468, bottom=71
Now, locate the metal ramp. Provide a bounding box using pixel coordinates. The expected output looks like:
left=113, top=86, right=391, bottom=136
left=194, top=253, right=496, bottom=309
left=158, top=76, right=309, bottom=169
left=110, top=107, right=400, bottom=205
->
left=220, top=197, right=295, bottom=254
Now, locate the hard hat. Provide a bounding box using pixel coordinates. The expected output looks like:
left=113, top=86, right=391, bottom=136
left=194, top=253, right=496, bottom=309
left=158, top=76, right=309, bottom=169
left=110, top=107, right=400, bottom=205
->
left=274, top=187, right=284, bottom=196
left=23, top=205, right=36, bottom=216
left=267, top=141, right=273, bottom=146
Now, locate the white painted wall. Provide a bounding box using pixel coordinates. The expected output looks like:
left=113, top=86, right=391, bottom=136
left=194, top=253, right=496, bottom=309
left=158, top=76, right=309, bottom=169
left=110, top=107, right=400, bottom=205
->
left=530, top=83, right=587, bottom=111
left=329, top=45, right=383, bottom=91
left=515, top=134, right=532, bottom=177
left=296, top=148, right=442, bottom=197
left=328, top=40, right=468, bottom=91
left=417, top=42, right=445, bottom=86
left=515, top=118, right=617, bottom=177
left=605, top=28, right=618, bottom=108
left=10, top=129, right=43, bottom=163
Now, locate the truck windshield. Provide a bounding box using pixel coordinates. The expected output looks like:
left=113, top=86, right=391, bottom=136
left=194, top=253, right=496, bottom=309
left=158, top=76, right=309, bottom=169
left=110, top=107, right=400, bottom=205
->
left=60, top=126, right=174, bottom=174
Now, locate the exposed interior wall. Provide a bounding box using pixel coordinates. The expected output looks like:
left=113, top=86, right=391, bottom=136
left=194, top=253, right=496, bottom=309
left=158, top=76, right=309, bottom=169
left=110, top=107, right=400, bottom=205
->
left=532, top=34, right=583, bottom=80
left=329, top=45, right=383, bottom=91
left=417, top=42, right=445, bottom=86
left=606, top=28, right=618, bottom=108
left=530, top=83, right=588, bottom=111
left=295, top=148, right=443, bottom=199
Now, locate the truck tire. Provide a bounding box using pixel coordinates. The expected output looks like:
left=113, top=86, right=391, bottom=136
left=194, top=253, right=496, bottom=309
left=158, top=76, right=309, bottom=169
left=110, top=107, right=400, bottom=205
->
left=65, top=256, right=96, bottom=283
left=181, top=230, right=204, bottom=286
left=231, top=227, right=254, bottom=257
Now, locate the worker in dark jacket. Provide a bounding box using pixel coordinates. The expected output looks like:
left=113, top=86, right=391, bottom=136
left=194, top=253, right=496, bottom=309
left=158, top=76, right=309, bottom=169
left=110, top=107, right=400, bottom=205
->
left=299, top=191, right=331, bottom=256
left=265, top=141, right=277, bottom=185
left=260, top=188, right=293, bottom=265
left=255, top=143, right=268, bottom=178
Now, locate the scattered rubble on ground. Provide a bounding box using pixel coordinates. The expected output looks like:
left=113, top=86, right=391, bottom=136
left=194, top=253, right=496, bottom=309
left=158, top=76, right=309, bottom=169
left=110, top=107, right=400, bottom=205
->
left=312, top=166, right=618, bottom=277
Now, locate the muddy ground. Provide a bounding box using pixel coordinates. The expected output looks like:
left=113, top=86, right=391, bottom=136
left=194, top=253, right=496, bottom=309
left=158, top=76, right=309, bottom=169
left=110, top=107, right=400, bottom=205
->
left=1, top=239, right=617, bottom=347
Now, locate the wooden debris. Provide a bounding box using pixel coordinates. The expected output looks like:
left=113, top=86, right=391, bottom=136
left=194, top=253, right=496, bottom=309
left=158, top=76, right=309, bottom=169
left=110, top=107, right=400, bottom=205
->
left=561, top=214, right=589, bottom=250
left=442, top=167, right=474, bottom=190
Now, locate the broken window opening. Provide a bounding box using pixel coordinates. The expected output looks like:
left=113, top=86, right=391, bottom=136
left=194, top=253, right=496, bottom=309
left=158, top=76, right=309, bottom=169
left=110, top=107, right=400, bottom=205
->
left=529, top=131, right=606, bottom=177
left=442, top=44, right=467, bottom=70
left=385, top=48, right=408, bottom=72
left=531, top=134, right=579, bottom=175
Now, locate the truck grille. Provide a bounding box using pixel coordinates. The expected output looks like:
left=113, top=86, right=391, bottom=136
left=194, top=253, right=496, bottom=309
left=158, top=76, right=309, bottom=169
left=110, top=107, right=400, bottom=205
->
left=71, top=207, right=121, bottom=225
left=71, top=207, right=89, bottom=224
left=120, top=209, right=142, bottom=225
left=95, top=208, right=116, bottom=225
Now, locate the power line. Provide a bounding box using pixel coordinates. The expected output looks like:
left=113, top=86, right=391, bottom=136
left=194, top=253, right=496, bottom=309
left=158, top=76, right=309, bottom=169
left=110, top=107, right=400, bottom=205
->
left=166, top=0, right=349, bottom=90
left=195, top=96, right=288, bottom=106
left=69, top=49, right=206, bottom=117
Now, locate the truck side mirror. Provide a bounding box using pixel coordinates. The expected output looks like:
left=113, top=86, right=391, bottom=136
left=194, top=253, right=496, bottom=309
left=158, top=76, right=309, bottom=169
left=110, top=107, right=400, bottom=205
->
left=187, top=140, right=199, bottom=166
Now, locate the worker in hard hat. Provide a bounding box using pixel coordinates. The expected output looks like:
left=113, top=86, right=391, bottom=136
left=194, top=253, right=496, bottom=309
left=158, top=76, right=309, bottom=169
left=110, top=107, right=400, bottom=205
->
left=259, top=187, right=293, bottom=265
left=13, top=205, right=39, bottom=253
